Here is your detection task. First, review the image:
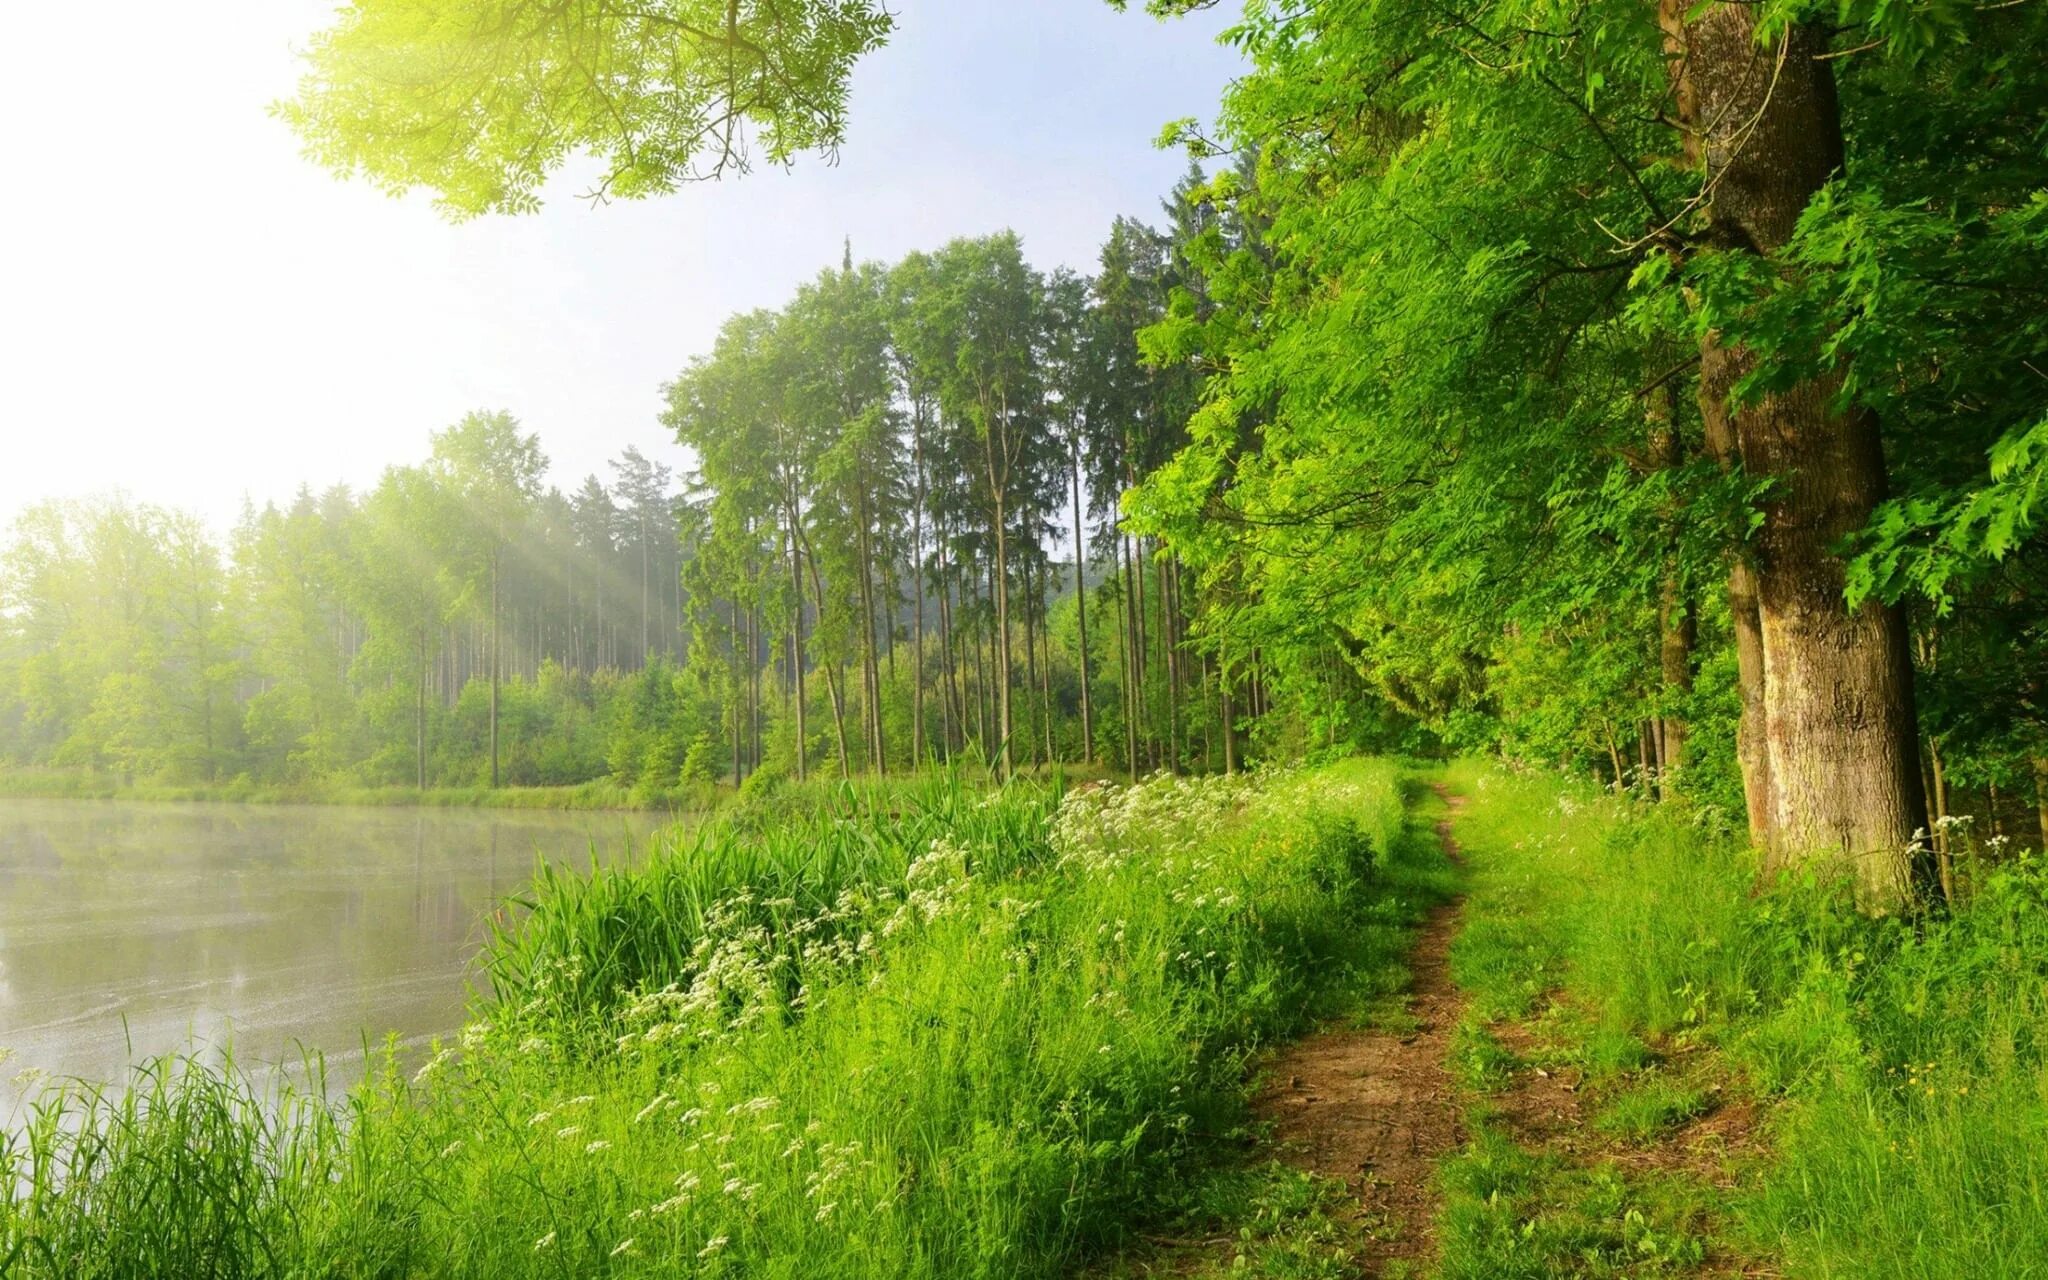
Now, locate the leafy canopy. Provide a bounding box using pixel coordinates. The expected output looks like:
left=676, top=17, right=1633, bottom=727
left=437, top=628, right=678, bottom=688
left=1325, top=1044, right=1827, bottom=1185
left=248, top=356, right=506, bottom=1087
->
left=280, top=0, right=895, bottom=217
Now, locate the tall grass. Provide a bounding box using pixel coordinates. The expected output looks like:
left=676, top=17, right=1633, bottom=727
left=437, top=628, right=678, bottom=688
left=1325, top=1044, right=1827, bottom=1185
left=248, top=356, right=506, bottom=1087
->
left=1445, top=759, right=2048, bottom=1279
left=3, top=760, right=1434, bottom=1277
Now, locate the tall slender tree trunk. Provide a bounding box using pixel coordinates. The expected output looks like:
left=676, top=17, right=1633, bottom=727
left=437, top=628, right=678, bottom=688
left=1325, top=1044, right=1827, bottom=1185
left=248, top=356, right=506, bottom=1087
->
left=910, top=419, right=929, bottom=767
left=489, top=548, right=501, bottom=789
left=1927, top=733, right=1953, bottom=902
left=1648, top=381, right=1695, bottom=790
left=969, top=580, right=989, bottom=751
left=1119, top=535, right=1142, bottom=776
left=990, top=506, right=1014, bottom=779
left=1674, top=5, right=1927, bottom=907
left=786, top=519, right=808, bottom=782
left=1220, top=659, right=1238, bottom=774
left=1021, top=554, right=1040, bottom=767
left=938, top=559, right=960, bottom=757
left=1069, top=447, right=1094, bottom=763
left=912, top=554, right=927, bottom=767
left=730, top=601, right=743, bottom=787
left=855, top=488, right=884, bottom=773
left=1162, top=553, right=1183, bottom=775
left=1038, top=561, right=1055, bottom=766
left=2033, top=756, right=2048, bottom=854
left=416, top=630, right=428, bottom=790
left=1131, top=534, right=1150, bottom=768
left=748, top=601, right=760, bottom=777
left=800, top=543, right=851, bottom=779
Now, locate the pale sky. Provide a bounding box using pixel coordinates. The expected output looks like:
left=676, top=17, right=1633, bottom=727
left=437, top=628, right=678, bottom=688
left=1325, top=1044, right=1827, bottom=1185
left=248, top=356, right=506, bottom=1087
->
left=0, top=1, right=1243, bottom=532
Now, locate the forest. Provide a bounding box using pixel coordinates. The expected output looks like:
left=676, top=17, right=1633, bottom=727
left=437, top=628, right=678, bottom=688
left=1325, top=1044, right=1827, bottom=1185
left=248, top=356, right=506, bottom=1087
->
left=0, top=179, right=1287, bottom=800
left=6, top=0, right=2048, bottom=1276
left=0, top=431, right=689, bottom=794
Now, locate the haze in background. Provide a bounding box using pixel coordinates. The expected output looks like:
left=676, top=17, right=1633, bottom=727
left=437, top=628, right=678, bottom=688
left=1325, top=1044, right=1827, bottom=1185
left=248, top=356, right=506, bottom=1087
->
left=0, top=0, right=1241, bottom=531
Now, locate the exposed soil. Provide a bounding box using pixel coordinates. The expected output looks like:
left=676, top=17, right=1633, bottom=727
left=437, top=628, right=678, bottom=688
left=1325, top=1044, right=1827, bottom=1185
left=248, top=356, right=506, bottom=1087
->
left=1089, top=788, right=1771, bottom=1278
left=1482, top=999, right=1771, bottom=1276
left=1486, top=1016, right=1590, bottom=1150
left=1249, top=792, right=1469, bottom=1273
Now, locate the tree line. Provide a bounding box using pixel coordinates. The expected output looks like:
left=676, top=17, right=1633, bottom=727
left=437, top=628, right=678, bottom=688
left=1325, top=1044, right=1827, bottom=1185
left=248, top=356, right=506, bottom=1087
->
left=0, top=424, right=689, bottom=789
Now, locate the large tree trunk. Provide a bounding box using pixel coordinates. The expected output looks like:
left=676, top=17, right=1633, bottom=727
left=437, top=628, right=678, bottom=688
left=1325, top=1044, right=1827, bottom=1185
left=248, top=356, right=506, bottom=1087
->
left=1700, top=367, right=1778, bottom=848
left=1678, top=6, right=1928, bottom=907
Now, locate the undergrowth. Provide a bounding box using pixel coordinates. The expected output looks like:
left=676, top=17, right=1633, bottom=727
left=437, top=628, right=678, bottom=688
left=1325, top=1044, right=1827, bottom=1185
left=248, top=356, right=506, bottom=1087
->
left=3, top=760, right=1422, bottom=1279
left=1442, top=758, right=2048, bottom=1279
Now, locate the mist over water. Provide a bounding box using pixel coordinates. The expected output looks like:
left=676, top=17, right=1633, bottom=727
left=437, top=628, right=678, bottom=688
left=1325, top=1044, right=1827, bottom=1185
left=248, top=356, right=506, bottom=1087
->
left=0, top=802, right=663, bottom=1115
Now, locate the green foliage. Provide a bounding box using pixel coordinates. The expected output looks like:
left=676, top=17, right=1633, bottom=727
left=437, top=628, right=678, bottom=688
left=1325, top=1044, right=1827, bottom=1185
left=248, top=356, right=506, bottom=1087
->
left=282, top=0, right=895, bottom=217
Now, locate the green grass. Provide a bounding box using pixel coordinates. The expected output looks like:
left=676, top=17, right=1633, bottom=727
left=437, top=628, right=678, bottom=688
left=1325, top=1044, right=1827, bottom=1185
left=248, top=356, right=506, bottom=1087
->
left=1449, top=1016, right=1520, bottom=1092
left=1437, top=1120, right=1710, bottom=1280
left=1441, top=758, right=2048, bottom=1279
left=1089, top=1163, right=1372, bottom=1279
left=1592, top=1077, right=1708, bottom=1144
left=3, top=759, right=1439, bottom=1278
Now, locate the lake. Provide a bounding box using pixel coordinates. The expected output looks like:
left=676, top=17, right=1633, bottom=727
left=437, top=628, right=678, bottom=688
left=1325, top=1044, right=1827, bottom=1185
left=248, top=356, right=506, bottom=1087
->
left=0, top=800, right=665, bottom=1112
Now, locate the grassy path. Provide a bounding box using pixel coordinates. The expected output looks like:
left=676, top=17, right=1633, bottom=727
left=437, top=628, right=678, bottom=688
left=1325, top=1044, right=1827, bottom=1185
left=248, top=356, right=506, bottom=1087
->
left=1432, top=771, right=1774, bottom=1280
left=1428, top=759, right=2048, bottom=1278
left=1092, top=776, right=1782, bottom=1279
left=1082, top=778, right=1464, bottom=1279
left=1250, top=790, right=1468, bottom=1276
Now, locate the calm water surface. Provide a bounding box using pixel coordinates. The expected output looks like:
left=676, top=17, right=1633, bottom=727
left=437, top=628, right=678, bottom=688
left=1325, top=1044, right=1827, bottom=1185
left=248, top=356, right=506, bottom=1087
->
left=0, top=801, right=664, bottom=1110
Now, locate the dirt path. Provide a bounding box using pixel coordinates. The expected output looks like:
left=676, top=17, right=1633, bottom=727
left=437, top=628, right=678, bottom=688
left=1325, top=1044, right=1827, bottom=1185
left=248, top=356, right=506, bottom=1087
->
left=1251, top=791, right=1468, bottom=1275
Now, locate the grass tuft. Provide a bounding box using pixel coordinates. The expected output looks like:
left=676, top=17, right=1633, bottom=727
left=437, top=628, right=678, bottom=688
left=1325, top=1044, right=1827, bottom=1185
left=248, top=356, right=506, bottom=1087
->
left=1592, top=1077, right=1708, bottom=1143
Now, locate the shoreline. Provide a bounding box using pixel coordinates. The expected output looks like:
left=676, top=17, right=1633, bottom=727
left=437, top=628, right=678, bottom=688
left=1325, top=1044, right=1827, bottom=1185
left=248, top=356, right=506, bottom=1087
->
left=0, top=773, right=731, bottom=813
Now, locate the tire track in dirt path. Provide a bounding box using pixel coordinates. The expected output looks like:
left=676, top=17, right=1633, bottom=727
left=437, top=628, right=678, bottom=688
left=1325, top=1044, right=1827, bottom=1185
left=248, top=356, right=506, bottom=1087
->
left=1252, top=788, right=1468, bottom=1275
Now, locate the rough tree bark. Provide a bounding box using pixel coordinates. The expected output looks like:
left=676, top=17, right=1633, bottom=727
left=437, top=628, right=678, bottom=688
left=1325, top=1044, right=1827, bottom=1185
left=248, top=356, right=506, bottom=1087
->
left=1675, top=4, right=1929, bottom=907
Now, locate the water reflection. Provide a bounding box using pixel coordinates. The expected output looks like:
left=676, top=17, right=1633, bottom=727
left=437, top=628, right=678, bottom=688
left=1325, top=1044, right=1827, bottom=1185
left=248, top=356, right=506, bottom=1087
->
left=0, top=801, right=664, bottom=1112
